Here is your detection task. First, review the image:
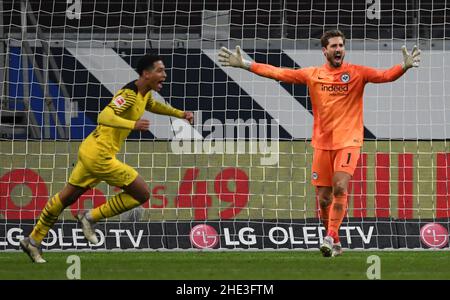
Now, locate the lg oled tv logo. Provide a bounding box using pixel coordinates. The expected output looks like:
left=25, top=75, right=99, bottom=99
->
left=420, top=223, right=449, bottom=248
left=189, top=224, right=219, bottom=249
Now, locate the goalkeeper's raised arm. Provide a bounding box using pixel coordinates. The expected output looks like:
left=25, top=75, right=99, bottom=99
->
left=218, top=45, right=309, bottom=84
left=356, top=45, right=421, bottom=84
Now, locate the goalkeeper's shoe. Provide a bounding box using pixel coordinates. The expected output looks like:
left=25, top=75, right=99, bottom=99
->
left=332, top=242, right=343, bottom=257
left=20, top=237, right=46, bottom=263
left=76, top=211, right=99, bottom=245
left=320, top=235, right=334, bottom=257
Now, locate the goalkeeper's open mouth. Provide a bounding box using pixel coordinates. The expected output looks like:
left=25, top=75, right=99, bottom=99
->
left=334, top=52, right=343, bottom=64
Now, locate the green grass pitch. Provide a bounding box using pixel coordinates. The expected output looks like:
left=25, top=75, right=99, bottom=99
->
left=1, top=251, right=449, bottom=280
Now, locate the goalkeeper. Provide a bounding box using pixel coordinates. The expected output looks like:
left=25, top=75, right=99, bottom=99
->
left=218, top=29, right=420, bottom=257
left=20, top=54, right=194, bottom=263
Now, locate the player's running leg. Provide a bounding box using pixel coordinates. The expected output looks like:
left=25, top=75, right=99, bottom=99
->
left=19, top=238, right=46, bottom=264
left=75, top=210, right=99, bottom=244
left=73, top=157, right=148, bottom=244
left=21, top=184, right=87, bottom=263
left=81, top=175, right=149, bottom=243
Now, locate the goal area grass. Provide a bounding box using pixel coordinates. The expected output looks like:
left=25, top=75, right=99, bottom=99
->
left=1, top=251, right=449, bottom=280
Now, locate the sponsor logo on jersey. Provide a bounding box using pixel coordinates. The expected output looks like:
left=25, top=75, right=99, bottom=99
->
left=113, top=96, right=126, bottom=108
left=320, top=84, right=348, bottom=93
left=312, top=172, right=318, bottom=180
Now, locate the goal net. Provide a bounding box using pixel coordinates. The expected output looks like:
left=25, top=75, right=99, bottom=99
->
left=1, top=0, right=449, bottom=251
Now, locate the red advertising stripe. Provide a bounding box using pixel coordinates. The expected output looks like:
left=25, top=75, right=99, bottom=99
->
left=398, top=154, right=413, bottom=219
left=375, top=153, right=390, bottom=217
left=350, top=153, right=367, bottom=218
left=436, top=153, right=450, bottom=218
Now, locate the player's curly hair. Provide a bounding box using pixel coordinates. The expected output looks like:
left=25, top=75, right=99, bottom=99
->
left=136, top=54, right=163, bottom=76
left=320, top=30, right=346, bottom=48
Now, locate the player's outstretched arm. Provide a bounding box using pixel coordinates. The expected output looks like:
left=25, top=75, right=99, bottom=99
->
left=361, top=45, right=421, bottom=83
left=133, top=119, right=150, bottom=131
left=98, top=106, right=136, bottom=130
left=401, top=45, right=421, bottom=71
left=146, top=99, right=194, bottom=125
left=218, top=46, right=307, bottom=84
left=218, top=46, right=252, bottom=70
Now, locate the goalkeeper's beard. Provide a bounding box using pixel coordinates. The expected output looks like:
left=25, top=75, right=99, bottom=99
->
left=326, top=52, right=345, bottom=68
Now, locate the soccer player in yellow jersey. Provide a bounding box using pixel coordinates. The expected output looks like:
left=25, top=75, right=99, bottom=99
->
left=20, top=54, right=194, bottom=263
left=219, top=30, right=420, bottom=257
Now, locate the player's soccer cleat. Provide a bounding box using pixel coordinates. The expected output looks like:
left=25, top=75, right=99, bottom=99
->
left=320, top=235, right=334, bottom=257
left=332, top=242, right=343, bottom=257
left=76, top=211, right=99, bottom=245
left=20, top=237, right=46, bottom=263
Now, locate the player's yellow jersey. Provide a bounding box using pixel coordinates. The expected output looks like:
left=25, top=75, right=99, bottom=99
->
left=79, top=80, right=184, bottom=158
